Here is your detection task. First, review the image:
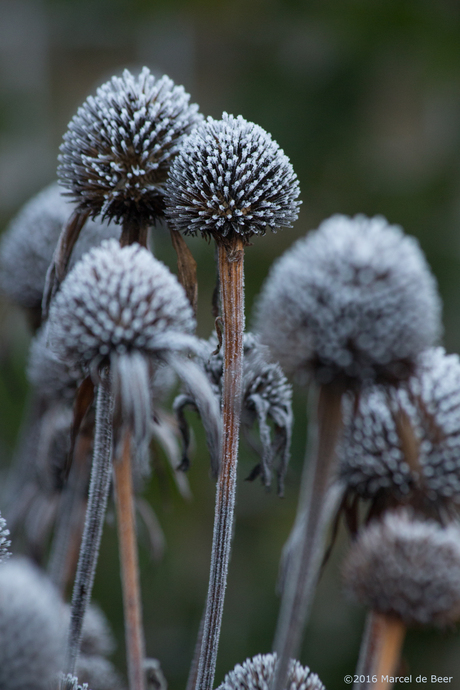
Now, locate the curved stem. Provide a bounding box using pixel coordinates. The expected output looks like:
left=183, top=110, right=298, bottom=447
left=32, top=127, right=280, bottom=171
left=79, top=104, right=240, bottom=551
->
left=113, top=429, right=146, bottom=690
left=65, top=370, right=114, bottom=676
left=354, top=612, right=406, bottom=690
left=272, top=382, right=343, bottom=690
left=194, top=237, right=245, bottom=690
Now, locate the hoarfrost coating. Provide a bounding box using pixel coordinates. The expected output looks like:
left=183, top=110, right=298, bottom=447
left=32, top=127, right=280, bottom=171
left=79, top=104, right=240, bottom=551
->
left=165, top=112, right=301, bottom=239
left=339, top=347, right=460, bottom=507
left=343, top=510, right=460, bottom=628
left=58, top=67, right=202, bottom=224
left=255, top=214, right=441, bottom=385
left=47, top=239, right=196, bottom=370
left=216, top=653, right=325, bottom=690
left=0, top=513, right=11, bottom=563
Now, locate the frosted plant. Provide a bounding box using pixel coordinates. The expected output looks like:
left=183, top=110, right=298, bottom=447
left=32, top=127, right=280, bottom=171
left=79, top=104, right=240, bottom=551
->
left=166, top=112, right=300, bottom=690
left=0, top=182, right=119, bottom=328
left=339, top=347, right=460, bottom=517
left=254, top=214, right=442, bottom=690
left=47, top=239, right=220, bottom=690
left=45, top=68, right=202, bottom=312
left=0, top=558, right=65, bottom=690
left=343, top=510, right=460, bottom=682
left=216, top=653, right=325, bottom=690
left=0, top=512, right=11, bottom=563
left=174, top=332, right=293, bottom=494
left=60, top=675, right=90, bottom=690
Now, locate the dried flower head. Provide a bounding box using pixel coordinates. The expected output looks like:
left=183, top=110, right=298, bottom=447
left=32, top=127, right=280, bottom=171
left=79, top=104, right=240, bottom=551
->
left=0, top=513, right=11, bottom=563
left=343, top=510, right=460, bottom=627
left=0, top=182, right=120, bottom=313
left=216, top=653, right=325, bottom=690
left=256, top=215, right=441, bottom=386
left=165, top=112, right=301, bottom=241
left=174, top=332, right=292, bottom=492
left=47, top=238, right=196, bottom=370
left=76, top=655, right=125, bottom=690
left=339, top=347, right=460, bottom=509
left=58, top=67, right=202, bottom=224
left=59, top=674, right=90, bottom=690
left=0, top=558, right=65, bottom=690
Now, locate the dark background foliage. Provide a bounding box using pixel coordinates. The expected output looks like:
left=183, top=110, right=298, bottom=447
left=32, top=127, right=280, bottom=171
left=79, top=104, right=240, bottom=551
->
left=1, top=1, right=460, bottom=687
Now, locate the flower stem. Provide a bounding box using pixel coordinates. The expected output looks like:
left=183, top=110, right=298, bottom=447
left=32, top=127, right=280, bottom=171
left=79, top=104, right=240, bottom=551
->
left=272, top=382, right=344, bottom=690
left=113, top=429, right=146, bottom=690
left=354, top=611, right=406, bottom=689
left=194, top=236, right=245, bottom=690
left=65, top=369, right=114, bottom=676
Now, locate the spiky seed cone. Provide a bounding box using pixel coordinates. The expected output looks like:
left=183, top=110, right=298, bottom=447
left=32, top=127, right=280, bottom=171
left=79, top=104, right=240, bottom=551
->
left=166, top=113, right=300, bottom=690
left=165, top=112, right=300, bottom=242
left=0, top=558, right=65, bottom=690
left=58, top=67, right=202, bottom=228
left=256, top=214, right=441, bottom=387
left=0, top=512, right=11, bottom=563
left=339, top=347, right=460, bottom=512
left=216, top=653, right=325, bottom=690
left=0, top=182, right=119, bottom=327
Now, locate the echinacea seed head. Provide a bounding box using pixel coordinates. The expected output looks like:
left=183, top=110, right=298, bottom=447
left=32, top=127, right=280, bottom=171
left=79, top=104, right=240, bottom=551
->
left=0, top=183, right=120, bottom=313
left=216, top=653, right=325, bottom=690
left=58, top=67, right=202, bottom=225
left=0, top=513, right=11, bottom=563
left=343, top=510, right=460, bottom=628
left=165, top=112, right=301, bottom=242
left=339, top=347, right=460, bottom=508
left=255, top=214, right=441, bottom=387
left=0, top=558, right=65, bottom=690
left=47, top=239, right=196, bottom=374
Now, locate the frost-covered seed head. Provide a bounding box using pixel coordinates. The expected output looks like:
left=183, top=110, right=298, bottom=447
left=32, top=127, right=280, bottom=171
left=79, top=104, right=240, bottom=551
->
left=0, top=182, right=120, bottom=312
left=47, top=239, right=196, bottom=372
left=28, top=325, right=83, bottom=402
left=165, top=112, right=301, bottom=240
left=216, top=653, right=325, bottom=690
left=0, top=558, right=65, bottom=690
left=0, top=512, right=11, bottom=563
left=59, top=675, right=90, bottom=690
left=256, top=215, right=441, bottom=386
left=343, top=510, right=460, bottom=627
left=58, top=68, right=202, bottom=224
left=339, top=348, right=460, bottom=507
left=76, top=655, right=125, bottom=690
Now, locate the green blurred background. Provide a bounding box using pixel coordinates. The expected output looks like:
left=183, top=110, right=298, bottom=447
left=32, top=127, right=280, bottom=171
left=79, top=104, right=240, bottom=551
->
left=1, top=0, right=460, bottom=688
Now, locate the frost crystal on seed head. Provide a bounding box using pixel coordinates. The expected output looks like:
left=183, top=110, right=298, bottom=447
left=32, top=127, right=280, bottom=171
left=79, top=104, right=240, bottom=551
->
left=339, top=347, right=460, bottom=508
left=58, top=67, right=202, bottom=224
left=165, top=112, right=301, bottom=240
left=343, top=510, right=460, bottom=627
left=47, top=238, right=196, bottom=370
left=216, top=653, right=325, bottom=690
left=0, top=183, right=120, bottom=312
left=256, top=214, right=441, bottom=386
left=0, top=558, right=65, bottom=690
left=0, top=512, right=11, bottom=563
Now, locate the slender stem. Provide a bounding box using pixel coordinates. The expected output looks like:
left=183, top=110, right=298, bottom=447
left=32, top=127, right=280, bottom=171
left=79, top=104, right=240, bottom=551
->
left=354, top=612, right=405, bottom=690
left=65, top=370, right=114, bottom=676
left=194, top=236, right=245, bottom=690
left=120, top=218, right=149, bottom=247
left=169, top=227, right=198, bottom=317
left=272, top=382, right=343, bottom=690
left=113, top=429, right=146, bottom=690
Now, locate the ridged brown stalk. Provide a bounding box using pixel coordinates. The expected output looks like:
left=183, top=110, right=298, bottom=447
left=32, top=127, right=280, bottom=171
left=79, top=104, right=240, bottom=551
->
left=354, top=612, right=406, bottom=690
left=195, top=236, right=245, bottom=690
left=273, top=382, right=344, bottom=690
left=65, top=369, right=113, bottom=676
left=113, top=430, right=146, bottom=690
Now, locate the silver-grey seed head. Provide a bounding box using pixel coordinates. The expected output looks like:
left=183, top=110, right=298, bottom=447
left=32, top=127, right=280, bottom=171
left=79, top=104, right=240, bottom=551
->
left=76, top=655, right=125, bottom=690
left=47, top=238, right=196, bottom=372
left=0, top=182, right=120, bottom=312
left=0, top=558, right=65, bottom=690
left=216, top=653, right=325, bottom=690
left=58, top=67, right=202, bottom=224
left=165, top=112, right=301, bottom=240
left=339, top=347, right=460, bottom=507
left=343, top=510, right=460, bottom=628
left=0, top=512, right=11, bottom=563
left=255, top=214, right=442, bottom=386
